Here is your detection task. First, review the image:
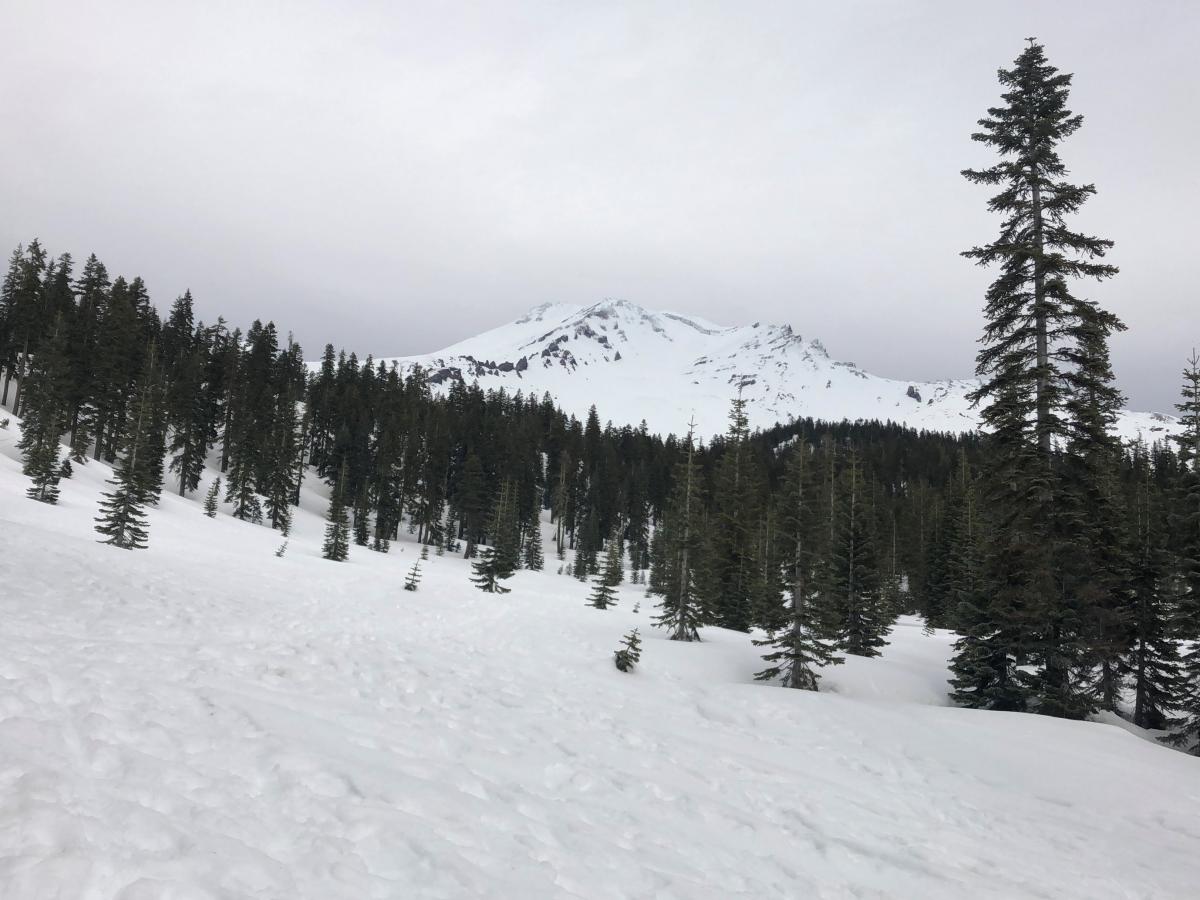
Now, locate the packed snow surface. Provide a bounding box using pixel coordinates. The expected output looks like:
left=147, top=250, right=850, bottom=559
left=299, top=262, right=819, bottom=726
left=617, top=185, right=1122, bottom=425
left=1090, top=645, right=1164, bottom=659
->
left=377, top=300, right=1177, bottom=443
left=3, top=425, right=1200, bottom=898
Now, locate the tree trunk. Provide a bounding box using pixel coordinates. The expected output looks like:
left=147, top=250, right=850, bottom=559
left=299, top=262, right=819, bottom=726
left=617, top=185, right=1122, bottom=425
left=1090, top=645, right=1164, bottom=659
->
left=1031, top=169, right=1052, bottom=456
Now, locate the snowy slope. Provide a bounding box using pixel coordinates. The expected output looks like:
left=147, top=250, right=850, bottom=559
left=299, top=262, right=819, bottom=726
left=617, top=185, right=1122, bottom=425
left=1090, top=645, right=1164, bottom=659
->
left=3, top=420, right=1200, bottom=898
left=378, top=300, right=1177, bottom=443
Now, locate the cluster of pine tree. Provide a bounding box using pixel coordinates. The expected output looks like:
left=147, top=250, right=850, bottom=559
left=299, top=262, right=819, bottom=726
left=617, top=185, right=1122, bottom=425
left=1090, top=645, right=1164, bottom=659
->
left=645, top=404, right=910, bottom=689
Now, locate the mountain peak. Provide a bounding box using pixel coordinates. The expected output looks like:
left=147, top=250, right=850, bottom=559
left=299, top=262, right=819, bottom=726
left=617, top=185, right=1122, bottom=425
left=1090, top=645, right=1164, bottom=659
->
left=381, top=302, right=1174, bottom=442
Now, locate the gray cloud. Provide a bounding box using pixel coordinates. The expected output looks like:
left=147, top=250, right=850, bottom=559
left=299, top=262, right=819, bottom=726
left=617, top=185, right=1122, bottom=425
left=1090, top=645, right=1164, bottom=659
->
left=1, top=0, right=1195, bottom=411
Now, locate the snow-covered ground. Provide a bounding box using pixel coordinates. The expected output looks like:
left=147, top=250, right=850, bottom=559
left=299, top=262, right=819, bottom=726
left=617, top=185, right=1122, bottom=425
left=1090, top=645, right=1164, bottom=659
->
left=3, top=423, right=1199, bottom=899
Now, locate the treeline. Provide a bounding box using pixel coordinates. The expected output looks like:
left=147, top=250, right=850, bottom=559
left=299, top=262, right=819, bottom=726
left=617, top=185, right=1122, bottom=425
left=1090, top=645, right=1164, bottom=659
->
left=0, top=240, right=964, bottom=604
left=1, top=234, right=1197, bottom=745
left=0, top=235, right=971, bottom=581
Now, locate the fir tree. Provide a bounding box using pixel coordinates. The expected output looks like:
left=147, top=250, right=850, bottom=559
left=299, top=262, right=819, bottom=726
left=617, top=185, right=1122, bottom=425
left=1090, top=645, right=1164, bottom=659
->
left=204, top=477, right=221, bottom=517
left=1165, top=354, right=1200, bottom=752
left=166, top=343, right=215, bottom=496
left=17, top=317, right=71, bottom=503
left=94, top=346, right=161, bottom=549
left=471, top=481, right=519, bottom=593
left=650, top=423, right=706, bottom=642
left=755, top=442, right=842, bottom=689
left=322, top=462, right=351, bottom=562
left=829, top=454, right=889, bottom=657
left=470, top=545, right=510, bottom=594
left=524, top=514, right=545, bottom=570
left=1126, top=450, right=1183, bottom=730
left=404, top=559, right=422, bottom=591
left=587, top=535, right=622, bottom=609
left=958, top=40, right=1119, bottom=716
left=614, top=628, right=642, bottom=672
left=709, top=390, right=762, bottom=631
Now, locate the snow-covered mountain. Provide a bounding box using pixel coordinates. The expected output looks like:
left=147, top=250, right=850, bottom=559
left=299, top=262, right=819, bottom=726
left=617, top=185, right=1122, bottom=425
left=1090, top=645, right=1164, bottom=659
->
left=381, top=300, right=1176, bottom=442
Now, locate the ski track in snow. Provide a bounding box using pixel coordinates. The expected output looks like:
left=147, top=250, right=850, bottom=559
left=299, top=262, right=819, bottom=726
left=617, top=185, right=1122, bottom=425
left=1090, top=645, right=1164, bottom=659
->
left=2, top=424, right=1200, bottom=899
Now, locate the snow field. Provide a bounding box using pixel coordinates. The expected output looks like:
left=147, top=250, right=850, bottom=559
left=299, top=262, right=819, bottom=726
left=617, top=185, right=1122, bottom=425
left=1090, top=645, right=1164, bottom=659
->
left=2, top=423, right=1200, bottom=899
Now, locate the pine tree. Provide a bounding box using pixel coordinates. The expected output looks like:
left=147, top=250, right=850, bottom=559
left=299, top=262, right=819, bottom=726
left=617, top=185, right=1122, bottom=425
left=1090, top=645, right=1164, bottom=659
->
left=470, top=546, right=510, bottom=594
left=17, top=317, right=71, bottom=503
left=709, top=390, right=762, bottom=632
left=136, top=344, right=169, bottom=506
left=651, top=423, right=707, bottom=642
left=1126, top=450, right=1183, bottom=730
left=471, top=481, right=519, bottom=593
left=524, top=513, right=545, bottom=570
left=828, top=454, right=890, bottom=657
left=404, top=559, right=422, bottom=592
left=94, top=345, right=161, bottom=549
left=322, top=462, right=351, bottom=562
left=204, top=477, right=221, bottom=517
left=754, top=442, right=842, bottom=689
left=614, top=628, right=642, bottom=672
left=587, top=535, right=622, bottom=609
left=1165, top=354, right=1200, bottom=752
left=574, top=507, right=600, bottom=581
left=958, top=40, right=1119, bottom=716
left=1172, top=351, right=1200, bottom=633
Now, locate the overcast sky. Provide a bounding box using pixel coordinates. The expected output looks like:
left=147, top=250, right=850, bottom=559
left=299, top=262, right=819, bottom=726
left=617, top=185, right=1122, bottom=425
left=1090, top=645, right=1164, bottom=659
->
left=1, top=1, right=1195, bottom=410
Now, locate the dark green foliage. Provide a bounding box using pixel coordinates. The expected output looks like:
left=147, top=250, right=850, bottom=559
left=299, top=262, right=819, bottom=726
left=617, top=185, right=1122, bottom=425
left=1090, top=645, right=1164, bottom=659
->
left=755, top=442, right=842, bottom=689
left=404, top=559, right=422, bottom=592
left=828, top=455, right=890, bottom=657
left=708, top=392, right=764, bottom=632
left=1125, top=449, right=1183, bottom=730
left=587, top=535, right=623, bottom=609
left=471, top=480, right=519, bottom=593
left=614, top=628, right=642, bottom=672
left=956, top=40, right=1124, bottom=719
left=18, top=318, right=71, bottom=503
left=524, top=513, right=545, bottom=570
left=1165, top=356, right=1200, bottom=752
left=204, top=477, right=221, bottom=517
left=94, top=346, right=162, bottom=549
left=322, top=462, right=351, bottom=562
left=650, top=426, right=707, bottom=642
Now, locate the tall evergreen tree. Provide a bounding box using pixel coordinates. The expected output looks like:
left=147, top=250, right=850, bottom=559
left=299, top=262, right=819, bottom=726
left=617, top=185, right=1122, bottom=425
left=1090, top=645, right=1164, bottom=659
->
left=651, top=424, right=707, bottom=642
left=94, top=344, right=161, bottom=549
left=17, top=317, right=71, bottom=503
left=754, top=442, right=842, bottom=689
left=1166, top=353, right=1200, bottom=753
left=588, top=533, right=623, bottom=609
left=524, top=510, right=545, bottom=570
left=471, top=480, right=519, bottom=593
left=709, top=391, right=762, bottom=631
left=322, top=462, right=351, bottom=562
left=1126, top=447, right=1183, bottom=730
left=204, top=477, right=221, bottom=518
left=828, top=454, right=889, bottom=657
left=957, top=39, right=1120, bottom=716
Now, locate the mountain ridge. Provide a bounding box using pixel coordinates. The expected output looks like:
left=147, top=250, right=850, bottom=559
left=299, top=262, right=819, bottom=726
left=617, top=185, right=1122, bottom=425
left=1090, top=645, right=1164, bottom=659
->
left=375, top=299, right=1176, bottom=443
